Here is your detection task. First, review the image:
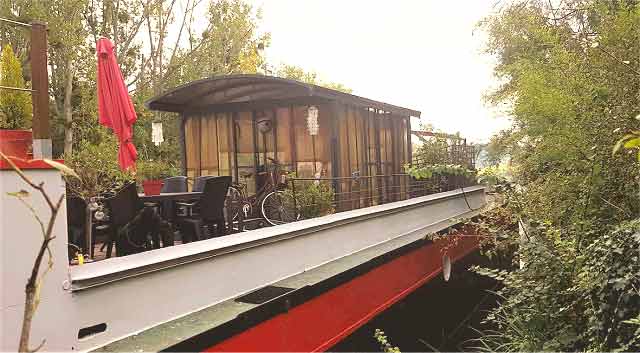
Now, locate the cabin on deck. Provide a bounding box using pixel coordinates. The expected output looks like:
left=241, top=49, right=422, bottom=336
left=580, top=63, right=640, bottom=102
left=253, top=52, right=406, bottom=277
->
left=146, top=74, right=421, bottom=209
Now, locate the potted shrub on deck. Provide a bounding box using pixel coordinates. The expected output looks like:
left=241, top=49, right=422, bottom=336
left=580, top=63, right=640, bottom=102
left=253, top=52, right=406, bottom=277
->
left=136, top=160, right=178, bottom=196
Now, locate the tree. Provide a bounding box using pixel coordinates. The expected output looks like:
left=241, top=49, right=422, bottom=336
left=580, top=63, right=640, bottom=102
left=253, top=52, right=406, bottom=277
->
left=0, top=44, right=32, bottom=129
left=471, top=1, right=640, bottom=351
left=274, top=63, right=353, bottom=93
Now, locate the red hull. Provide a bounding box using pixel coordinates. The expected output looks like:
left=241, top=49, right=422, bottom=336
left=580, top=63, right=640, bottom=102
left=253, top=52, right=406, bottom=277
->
left=205, top=236, right=479, bottom=352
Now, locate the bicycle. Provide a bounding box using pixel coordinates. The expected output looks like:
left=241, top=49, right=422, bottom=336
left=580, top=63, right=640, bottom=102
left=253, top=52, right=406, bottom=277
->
left=227, top=157, right=299, bottom=228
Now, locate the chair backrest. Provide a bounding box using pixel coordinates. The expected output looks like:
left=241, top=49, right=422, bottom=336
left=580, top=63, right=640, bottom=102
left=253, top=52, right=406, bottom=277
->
left=161, top=176, right=187, bottom=193
left=193, top=175, right=217, bottom=192
left=199, top=176, right=231, bottom=221
left=105, top=182, right=143, bottom=228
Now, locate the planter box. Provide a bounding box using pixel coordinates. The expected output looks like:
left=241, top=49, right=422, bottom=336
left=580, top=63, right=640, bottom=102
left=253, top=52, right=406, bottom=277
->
left=0, top=130, right=32, bottom=159
left=142, top=179, right=163, bottom=195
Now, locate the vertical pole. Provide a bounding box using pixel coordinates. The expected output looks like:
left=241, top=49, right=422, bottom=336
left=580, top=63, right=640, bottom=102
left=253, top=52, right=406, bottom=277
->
left=272, top=108, right=278, bottom=163
left=231, top=112, right=239, bottom=183
left=373, top=110, right=383, bottom=204
left=214, top=113, right=220, bottom=175
left=289, top=106, right=297, bottom=174
left=406, top=117, right=412, bottom=166
left=252, top=110, right=259, bottom=193
left=311, top=135, right=317, bottom=174
left=30, top=22, right=51, bottom=158
left=180, top=115, right=187, bottom=176
left=198, top=117, right=202, bottom=177
left=330, top=101, right=341, bottom=208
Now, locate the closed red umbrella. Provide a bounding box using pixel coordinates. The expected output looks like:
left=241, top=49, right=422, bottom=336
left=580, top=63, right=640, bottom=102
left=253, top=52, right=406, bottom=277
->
left=96, top=37, right=137, bottom=171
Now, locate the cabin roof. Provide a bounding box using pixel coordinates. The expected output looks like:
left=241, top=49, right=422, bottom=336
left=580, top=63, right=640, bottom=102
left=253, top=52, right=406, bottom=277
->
left=145, top=74, right=421, bottom=117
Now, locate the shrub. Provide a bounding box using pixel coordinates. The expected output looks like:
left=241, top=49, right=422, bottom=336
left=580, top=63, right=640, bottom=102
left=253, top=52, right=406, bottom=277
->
left=63, top=139, right=133, bottom=199
left=135, top=159, right=179, bottom=182
left=287, top=181, right=334, bottom=219
left=0, top=44, right=32, bottom=130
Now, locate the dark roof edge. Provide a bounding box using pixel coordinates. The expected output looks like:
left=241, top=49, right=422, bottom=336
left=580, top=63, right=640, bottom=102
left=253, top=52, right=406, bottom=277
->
left=145, top=74, right=421, bottom=117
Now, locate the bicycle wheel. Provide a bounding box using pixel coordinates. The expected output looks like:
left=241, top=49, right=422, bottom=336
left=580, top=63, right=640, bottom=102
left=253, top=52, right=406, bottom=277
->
left=261, top=191, right=298, bottom=226
left=226, top=186, right=250, bottom=221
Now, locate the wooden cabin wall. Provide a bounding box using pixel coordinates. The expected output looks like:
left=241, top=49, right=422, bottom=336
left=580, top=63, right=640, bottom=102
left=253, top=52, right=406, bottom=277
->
left=275, top=107, right=293, bottom=170
left=183, top=103, right=333, bottom=195
left=184, top=112, right=236, bottom=190
left=184, top=115, right=200, bottom=182
left=334, top=107, right=410, bottom=211
left=183, top=105, right=409, bottom=202
left=233, top=111, right=257, bottom=194
left=290, top=104, right=332, bottom=178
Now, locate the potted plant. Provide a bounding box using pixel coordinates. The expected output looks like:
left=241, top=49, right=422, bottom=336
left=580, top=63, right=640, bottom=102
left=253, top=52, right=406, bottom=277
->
left=136, top=160, right=178, bottom=196
left=63, top=140, right=134, bottom=257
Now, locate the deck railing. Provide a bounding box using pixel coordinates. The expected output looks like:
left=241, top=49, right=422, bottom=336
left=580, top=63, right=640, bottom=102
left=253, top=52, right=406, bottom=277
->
left=289, top=173, right=476, bottom=214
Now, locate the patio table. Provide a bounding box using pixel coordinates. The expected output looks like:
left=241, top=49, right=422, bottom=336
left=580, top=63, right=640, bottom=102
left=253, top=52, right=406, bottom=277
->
left=138, top=192, right=243, bottom=233
left=139, top=192, right=202, bottom=221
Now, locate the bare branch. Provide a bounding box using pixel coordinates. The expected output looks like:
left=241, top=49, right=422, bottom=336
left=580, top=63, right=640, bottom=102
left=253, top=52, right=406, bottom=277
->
left=2, top=151, right=65, bottom=352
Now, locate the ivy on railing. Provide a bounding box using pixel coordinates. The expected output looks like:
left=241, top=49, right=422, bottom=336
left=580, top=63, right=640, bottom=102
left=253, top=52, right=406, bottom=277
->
left=404, top=163, right=474, bottom=180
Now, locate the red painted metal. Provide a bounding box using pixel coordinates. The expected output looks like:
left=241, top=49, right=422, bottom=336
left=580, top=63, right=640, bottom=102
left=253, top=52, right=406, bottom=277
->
left=0, top=130, right=33, bottom=159
left=205, top=236, right=480, bottom=352
left=0, top=157, right=64, bottom=170
left=142, top=179, right=163, bottom=195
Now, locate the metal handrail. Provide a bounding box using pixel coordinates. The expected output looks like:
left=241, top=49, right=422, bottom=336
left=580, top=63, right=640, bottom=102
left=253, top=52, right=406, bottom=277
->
left=0, top=17, right=32, bottom=28
left=0, top=85, right=35, bottom=92
left=0, top=19, right=35, bottom=94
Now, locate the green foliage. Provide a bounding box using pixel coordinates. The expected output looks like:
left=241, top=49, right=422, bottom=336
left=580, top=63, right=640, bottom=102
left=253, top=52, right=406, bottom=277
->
left=613, top=115, right=640, bottom=161
left=166, top=0, right=270, bottom=87
left=374, top=329, right=401, bottom=353
left=286, top=181, right=334, bottom=219
left=135, top=159, right=179, bottom=182
left=63, top=138, right=133, bottom=199
left=578, top=219, right=640, bottom=351
left=405, top=163, right=474, bottom=180
left=413, top=135, right=450, bottom=165
left=471, top=4, right=640, bottom=347
left=472, top=218, right=640, bottom=352
left=274, top=64, right=352, bottom=93
left=476, top=165, right=511, bottom=189
left=0, top=44, right=31, bottom=129
left=480, top=0, right=640, bottom=226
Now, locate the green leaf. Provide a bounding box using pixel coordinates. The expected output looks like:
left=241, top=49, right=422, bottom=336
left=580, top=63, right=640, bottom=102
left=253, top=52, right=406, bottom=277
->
left=7, top=189, right=29, bottom=198
left=623, top=137, right=640, bottom=149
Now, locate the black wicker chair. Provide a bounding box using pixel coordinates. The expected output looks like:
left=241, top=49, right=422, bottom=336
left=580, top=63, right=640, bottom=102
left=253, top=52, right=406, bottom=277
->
left=105, top=182, right=173, bottom=256
left=66, top=196, right=87, bottom=258
left=192, top=175, right=217, bottom=192
left=161, top=176, right=188, bottom=193
left=177, top=176, right=231, bottom=242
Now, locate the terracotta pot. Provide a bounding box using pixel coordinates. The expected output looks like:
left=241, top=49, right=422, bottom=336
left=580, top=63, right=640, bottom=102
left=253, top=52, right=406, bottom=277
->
left=142, top=180, right=163, bottom=196
left=0, top=130, right=32, bottom=159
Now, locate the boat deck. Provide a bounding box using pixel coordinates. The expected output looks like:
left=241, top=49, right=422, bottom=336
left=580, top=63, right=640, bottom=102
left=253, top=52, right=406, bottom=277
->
left=93, top=206, right=483, bottom=352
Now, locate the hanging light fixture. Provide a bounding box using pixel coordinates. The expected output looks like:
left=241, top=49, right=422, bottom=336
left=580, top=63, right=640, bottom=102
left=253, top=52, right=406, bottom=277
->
left=306, top=105, right=319, bottom=136
left=152, top=121, right=164, bottom=146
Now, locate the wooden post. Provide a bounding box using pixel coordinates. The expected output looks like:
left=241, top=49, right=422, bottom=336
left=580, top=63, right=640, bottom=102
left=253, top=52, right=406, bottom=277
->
left=30, top=22, right=51, bottom=158
left=179, top=115, right=187, bottom=176
left=231, top=112, right=239, bottom=183
left=406, top=117, right=412, bottom=166
left=251, top=110, right=259, bottom=193
left=373, top=110, right=383, bottom=204
left=289, top=106, right=297, bottom=174
left=329, top=102, right=341, bottom=208
left=272, top=108, right=278, bottom=163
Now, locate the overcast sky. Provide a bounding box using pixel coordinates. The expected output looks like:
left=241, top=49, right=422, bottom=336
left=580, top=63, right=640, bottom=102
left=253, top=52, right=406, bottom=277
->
left=247, top=0, right=512, bottom=143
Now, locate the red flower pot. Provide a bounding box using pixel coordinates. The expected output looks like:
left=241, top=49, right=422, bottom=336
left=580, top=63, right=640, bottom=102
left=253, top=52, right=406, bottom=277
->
left=142, top=180, right=163, bottom=196
left=0, top=130, right=32, bottom=159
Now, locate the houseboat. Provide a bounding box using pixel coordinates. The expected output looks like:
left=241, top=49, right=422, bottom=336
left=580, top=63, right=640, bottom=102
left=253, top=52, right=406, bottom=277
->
left=1, top=75, right=487, bottom=352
